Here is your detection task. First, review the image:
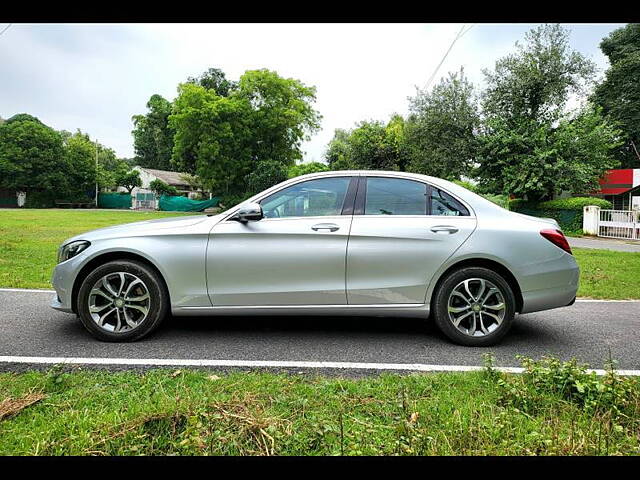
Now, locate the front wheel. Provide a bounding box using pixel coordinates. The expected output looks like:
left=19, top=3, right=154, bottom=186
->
left=76, top=260, right=169, bottom=342
left=432, top=267, right=516, bottom=347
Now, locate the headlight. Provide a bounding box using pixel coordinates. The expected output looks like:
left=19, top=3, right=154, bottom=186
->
left=57, top=240, right=91, bottom=264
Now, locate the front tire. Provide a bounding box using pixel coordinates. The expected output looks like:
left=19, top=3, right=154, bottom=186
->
left=76, top=260, right=169, bottom=342
left=432, top=267, right=515, bottom=347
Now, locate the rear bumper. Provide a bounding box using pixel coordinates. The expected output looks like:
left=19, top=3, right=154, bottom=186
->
left=519, top=254, right=580, bottom=314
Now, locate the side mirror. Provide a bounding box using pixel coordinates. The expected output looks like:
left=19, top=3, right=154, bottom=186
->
left=231, top=202, right=263, bottom=223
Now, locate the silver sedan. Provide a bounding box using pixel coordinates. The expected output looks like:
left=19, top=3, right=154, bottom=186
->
left=51, top=170, right=579, bottom=346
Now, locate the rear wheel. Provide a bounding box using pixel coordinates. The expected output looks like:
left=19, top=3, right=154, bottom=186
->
left=76, top=260, right=169, bottom=342
left=432, top=267, right=515, bottom=347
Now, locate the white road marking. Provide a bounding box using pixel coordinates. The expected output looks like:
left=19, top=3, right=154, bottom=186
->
left=1, top=356, right=639, bottom=376
left=0, top=288, right=55, bottom=293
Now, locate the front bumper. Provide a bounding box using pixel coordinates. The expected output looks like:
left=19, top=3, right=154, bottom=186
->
left=50, top=253, right=87, bottom=314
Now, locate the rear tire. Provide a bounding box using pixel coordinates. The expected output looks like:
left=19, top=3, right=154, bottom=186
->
left=432, top=267, right=515, bottom=347
left=76, top=260, right=169, bottom=342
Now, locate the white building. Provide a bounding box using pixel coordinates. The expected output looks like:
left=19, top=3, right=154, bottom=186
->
left=117, top=166, right=206, bottom=209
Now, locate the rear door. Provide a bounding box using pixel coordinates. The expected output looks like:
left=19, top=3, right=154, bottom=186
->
left=346, top=176, right=476, bottom=304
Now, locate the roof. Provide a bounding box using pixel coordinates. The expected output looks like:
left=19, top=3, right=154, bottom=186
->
left=598, top=169, right=640, bottom=195
left=137, top=167, right=191, bottom=187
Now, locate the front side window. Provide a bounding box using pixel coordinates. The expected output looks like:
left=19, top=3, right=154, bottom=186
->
left=364, top=177, right=427, bottom=215
left=431, top=188, right=470, bottom=216
left=260, top=177, right=351, bottom=219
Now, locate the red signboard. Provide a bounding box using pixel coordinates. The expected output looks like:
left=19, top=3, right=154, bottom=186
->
left=598, top=169, right=639, bottom=195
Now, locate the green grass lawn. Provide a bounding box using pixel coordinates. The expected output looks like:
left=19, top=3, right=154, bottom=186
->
left=573, top=248, right=640, bottom=300
left=0, top=209, right=638, bottom=299
left=1, top=357, right=638, bottom=455
left=0, top=209, right=196, bottom=289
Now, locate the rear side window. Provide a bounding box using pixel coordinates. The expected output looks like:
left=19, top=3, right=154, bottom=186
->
left=431, top=188, right=469, bottom=216
left=364, top=178, right=427, bottom=215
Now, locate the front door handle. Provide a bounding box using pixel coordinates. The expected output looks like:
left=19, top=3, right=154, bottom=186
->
left=430, top=225, right=459, bottom=234
left=312, top=223, right=340, bottom=232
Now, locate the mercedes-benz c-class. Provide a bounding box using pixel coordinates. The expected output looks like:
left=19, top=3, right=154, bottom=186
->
left=51, top=170, right=579, bottom=346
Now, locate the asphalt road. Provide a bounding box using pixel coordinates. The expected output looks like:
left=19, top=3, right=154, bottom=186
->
left=568, top=236, right=640, bottom=253
left=1, top=290, right=639, bottom=373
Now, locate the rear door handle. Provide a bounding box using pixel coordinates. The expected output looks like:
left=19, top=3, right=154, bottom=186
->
left=312, top=223, right=340, bottom=232
left=430, top=225, right=459, bottom=234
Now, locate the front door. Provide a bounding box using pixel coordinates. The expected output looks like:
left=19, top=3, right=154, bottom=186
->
left=207, top=176, right=355, bottom=306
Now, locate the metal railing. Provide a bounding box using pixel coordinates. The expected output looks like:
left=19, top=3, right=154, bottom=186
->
left=598, top=209, right=640, bottom=240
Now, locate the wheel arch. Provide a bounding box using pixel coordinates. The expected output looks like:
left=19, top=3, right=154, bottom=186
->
left=428, top=257, right=524, bottom=313
left=71, top=251, right=170, bottom=314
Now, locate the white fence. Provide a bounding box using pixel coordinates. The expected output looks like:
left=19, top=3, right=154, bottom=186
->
left=598, top=209, right=640, bottom=240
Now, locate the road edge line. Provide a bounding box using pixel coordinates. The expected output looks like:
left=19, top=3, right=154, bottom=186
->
left=1, top=356, right=639, bottom=376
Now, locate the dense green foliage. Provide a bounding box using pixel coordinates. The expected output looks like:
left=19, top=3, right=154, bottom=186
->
left=476, top=25, right=621, bottom=201
left=0, top=355, right=638, bottom=455
left=511, top=196, right=612, bottom=234
left=593, top=24, right=640, bottom=168
left=405, top=69, right=479, bottom=179
left=149, top=179, right=178, bottom=196
left=170, top=69, right=321, bottom=204
left=326, top=115, right=407, bottom=171
left=131, top=95, right=175, bottom=171
left=537, top=196, right=612, bottom=210
left=0, top=114, right=66, bottom=196
left=288, top=161, right=329, bottom=179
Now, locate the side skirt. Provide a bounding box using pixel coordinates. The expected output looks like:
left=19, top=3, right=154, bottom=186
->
left=172, top=303, right=430, bottom=318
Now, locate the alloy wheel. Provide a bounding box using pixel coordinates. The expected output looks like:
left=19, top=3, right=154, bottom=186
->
left=87, top=272, right=151, bottom=333
left=447, top=278, right=506, bottom=337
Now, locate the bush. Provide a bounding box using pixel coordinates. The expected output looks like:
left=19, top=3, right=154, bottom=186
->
left=484, top=354, right=639, bottom=421
left=481, top=193, right=510, bottom=210
left=537, top=197, right=612, bottom=211
left=24, top=190, right=57, bottom=208
left=452, top=179, right=478, bottom=192
left=149, top=179, right=178, bottom=196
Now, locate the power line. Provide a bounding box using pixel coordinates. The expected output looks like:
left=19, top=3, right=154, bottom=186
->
left=0, top=24, right=12, bottom=37
left=423, top=24, right=474, bottom=92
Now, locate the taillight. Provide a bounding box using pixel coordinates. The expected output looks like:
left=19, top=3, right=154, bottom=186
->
left=540, top=229, right=572, bottom=255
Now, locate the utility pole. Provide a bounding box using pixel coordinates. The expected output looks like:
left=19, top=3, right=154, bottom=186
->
left=95, top=139, right=99, bottom=207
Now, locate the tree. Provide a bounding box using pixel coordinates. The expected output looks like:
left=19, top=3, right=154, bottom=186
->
left=246, top=160, right=289, bottom=195
left=62, top=130, right=98, bottom=197
left=593, top=24, right=640, bottom=168
left=404, top=68, right=479, bottom=180
left=117, top=169, right=142, bottom=193
left=325, top=116, right=407, bottom=171
left=0, top=114, right=66, bottom=194
left=187, top=67, right=237, bottom=97
left=476, top=24, right=618, bottom=201
left=131, top=94, right=175, bottom=170
left=288, top=161, right=329, bottom=178
left=149, top=179, right=178, bottom=196
left=170, top=69, right=321, bottom=203
left=325, top=129, right=355, bottom=170
left=481, top=24, right=596, bottom=124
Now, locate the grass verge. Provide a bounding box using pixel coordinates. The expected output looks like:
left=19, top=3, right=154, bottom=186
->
left=574, top=248, right=640, bottom=299
left=0, top=209, right=195, bottom=289
left=0, top=356, right=639, bottom=455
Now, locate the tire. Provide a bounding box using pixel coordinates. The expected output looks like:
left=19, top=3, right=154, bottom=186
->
left=76, top=260, right=169, bottom=342
left=432, top=267, right=516, bottom=347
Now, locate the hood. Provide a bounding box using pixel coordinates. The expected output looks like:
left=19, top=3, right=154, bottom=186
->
left=62, top=214, right=216, bottom=245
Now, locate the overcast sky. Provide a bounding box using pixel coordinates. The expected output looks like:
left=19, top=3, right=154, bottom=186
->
left=0, top=23, right=625, bottom=164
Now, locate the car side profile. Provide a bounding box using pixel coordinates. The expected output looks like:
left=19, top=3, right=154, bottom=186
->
left=51, top=170, right=579, bottom=346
